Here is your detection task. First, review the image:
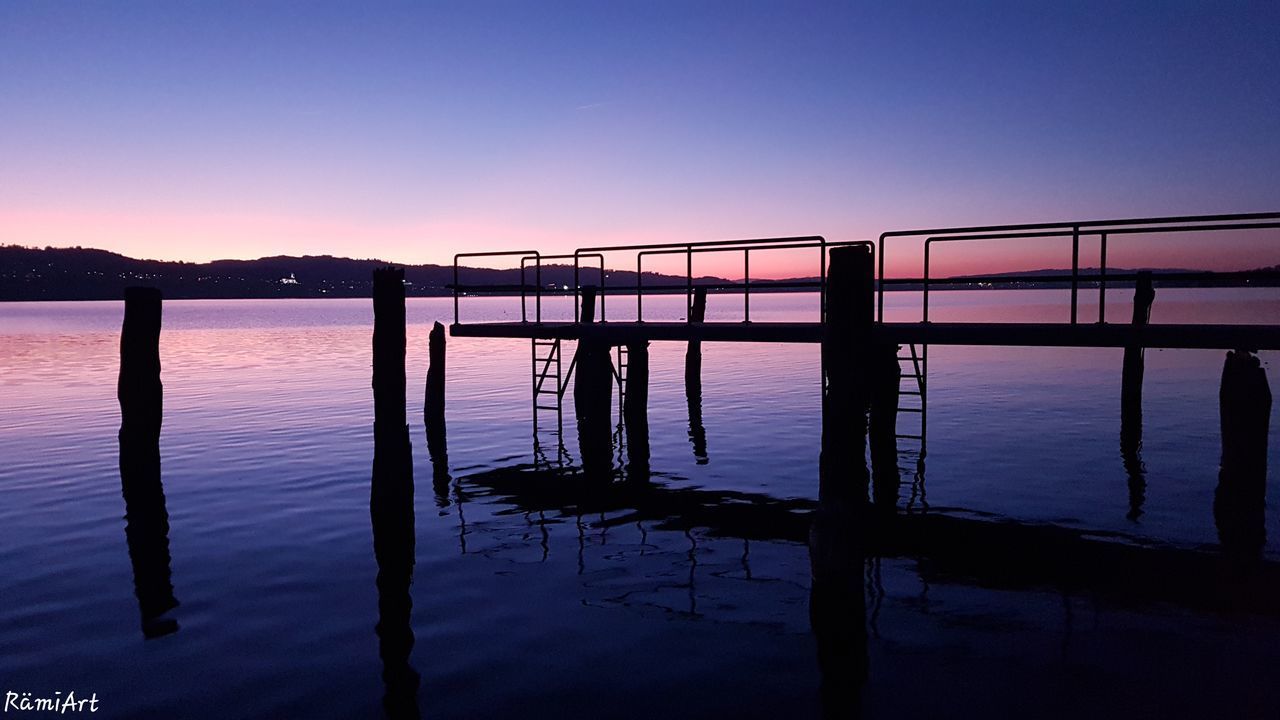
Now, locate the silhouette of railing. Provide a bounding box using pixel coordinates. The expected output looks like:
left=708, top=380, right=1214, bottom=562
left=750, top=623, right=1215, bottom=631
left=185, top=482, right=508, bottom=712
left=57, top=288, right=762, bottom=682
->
left=876, top=212, right=1280, bottom=324
left=452, top=237, right=877, bottom=325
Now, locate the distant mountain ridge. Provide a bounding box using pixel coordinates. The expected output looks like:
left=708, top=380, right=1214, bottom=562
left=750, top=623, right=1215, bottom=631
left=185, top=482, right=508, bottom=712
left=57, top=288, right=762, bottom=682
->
left=2, top=245, right=1276, bottom=301
left=0, top=245, right=726, bottom=301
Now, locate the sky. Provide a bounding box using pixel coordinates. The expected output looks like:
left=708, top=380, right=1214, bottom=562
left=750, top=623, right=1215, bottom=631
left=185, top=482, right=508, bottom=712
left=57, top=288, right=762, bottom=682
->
left=2, top=0, right=1278, bottom=278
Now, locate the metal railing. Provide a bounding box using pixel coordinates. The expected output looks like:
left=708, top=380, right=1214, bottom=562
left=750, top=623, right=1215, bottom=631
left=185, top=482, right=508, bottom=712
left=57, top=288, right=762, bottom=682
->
left=877, top=212, right=1280, bottom=323
left=454, top=236, right=876, bottom=325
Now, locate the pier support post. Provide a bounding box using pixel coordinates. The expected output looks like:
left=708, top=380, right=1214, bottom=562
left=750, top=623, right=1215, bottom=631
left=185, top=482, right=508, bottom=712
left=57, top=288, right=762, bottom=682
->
left=424, top=321, right=450, bottom=493
left=821, top=246, right=873, bottom=507
left=1215, top=349, right=1271, bottom=561
left=624, top=341, right=650, bottom=479
left=686, top=287, right=708, bottom=463
left=573, top=286, right=613, bottom=477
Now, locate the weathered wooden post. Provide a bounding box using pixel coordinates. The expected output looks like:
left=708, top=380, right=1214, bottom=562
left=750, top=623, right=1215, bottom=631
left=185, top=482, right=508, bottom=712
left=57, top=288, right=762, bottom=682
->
left=573, top=286, right=613, bottom=477
left=869, top=343, right=901, bottom=510
left=119, top=287, right=163, bottom=439
left=1120, top=272, right=1154, bottom=521
left=624, top=341, right=650, bottom=479
left=117, top=286, right=179, bottom=638
left=370, top=267, right=419, bottom=714
left=1121, top=272, right=1154, bottom=450
left=424, top=321, right=449, bottom=491
left=821, top=246, right=873, bottom=508
left=373, top=267, right=408, bottom=434
left=1215, top=349, right=1271, bottom=561
left=686, top=287, right=708, bottom=463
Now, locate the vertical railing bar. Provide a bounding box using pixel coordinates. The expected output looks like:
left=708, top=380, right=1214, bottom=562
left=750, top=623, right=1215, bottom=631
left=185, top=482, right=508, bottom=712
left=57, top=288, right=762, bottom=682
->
left=574, top=254, right=581, bottom=323
left=744, top=248, right=750, bottom=323
left=636, top=253, right=643, bottom=323
left=520, top=262, right=527, bottom=323
left=1098, top=233, right=1107, bottom=324
left=598, top=256, right=606, bottom=322
left=923, top=240, right=931, bottom=323
left=1070, top=225, right=1080, bottom=325
left=686, top=244, right=693, bottom=322
left=453, top=260, right=459, bottom=325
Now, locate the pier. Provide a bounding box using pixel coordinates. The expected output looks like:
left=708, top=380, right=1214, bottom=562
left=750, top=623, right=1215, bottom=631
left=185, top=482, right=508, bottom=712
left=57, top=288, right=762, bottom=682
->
left=448, top=212, right=1278, bottom=469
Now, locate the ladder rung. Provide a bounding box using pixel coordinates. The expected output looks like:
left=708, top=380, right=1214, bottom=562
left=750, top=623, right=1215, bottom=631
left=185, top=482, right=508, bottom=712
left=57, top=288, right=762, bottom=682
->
left=900, top=390, right=922, bottom=396
left=898, top=407, right=923, bottom=413
left=535, top=404, right=561, bottom=411
left=896, top=433, right=924, bottom=440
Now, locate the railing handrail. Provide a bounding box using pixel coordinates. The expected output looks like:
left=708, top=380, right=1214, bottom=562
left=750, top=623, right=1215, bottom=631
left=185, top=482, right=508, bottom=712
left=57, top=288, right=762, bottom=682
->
left=878, top=212, right=1280, bottom=323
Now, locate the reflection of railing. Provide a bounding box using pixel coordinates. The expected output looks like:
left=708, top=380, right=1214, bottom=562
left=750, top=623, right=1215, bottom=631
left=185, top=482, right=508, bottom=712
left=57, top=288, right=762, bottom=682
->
left=877, top=212, right=1280, bottom=324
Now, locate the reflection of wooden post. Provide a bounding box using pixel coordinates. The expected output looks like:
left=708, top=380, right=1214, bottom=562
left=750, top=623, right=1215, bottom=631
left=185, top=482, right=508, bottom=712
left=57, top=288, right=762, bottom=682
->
left=624, top=341, right=650, bottom=479
left=821, top=246, right=872, bottom=506
left=573, top=286, right=613, bottom=477
left=1215, top=349, right=1271, bottom=560
left=119, top=287, right=163, bottom=438
left=373, top=268, right=407, bottom=433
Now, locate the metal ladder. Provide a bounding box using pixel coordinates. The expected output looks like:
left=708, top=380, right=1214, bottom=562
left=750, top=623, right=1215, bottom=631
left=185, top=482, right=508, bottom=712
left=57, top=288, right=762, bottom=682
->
left=614, top=345, right=628, bottom=418
left=895, top=343, right=927, bottom=455
left=532, top=338, right=567, bottom=441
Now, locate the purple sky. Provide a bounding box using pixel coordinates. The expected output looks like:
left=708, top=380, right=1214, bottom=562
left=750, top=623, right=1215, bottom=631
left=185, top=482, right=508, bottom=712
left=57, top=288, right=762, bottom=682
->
left=2, top=1, right=1277, bottom=277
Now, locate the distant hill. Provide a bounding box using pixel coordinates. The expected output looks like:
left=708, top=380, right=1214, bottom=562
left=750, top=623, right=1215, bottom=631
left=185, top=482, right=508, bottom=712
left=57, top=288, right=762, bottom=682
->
left=0, top=245, right=727, bottom=301
left=2, top=245, right=1276, bottom=301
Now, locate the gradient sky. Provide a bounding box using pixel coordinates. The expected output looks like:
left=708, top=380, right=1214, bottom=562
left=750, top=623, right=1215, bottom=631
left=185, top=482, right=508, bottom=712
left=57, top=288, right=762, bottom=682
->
left=2, top=1, right=1278, bottom=278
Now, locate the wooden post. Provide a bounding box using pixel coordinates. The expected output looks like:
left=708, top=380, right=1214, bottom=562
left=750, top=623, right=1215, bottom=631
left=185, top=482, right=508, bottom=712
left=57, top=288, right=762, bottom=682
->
left=373, top=267, right=408, bottom=434
left=869, top=343, right=901, bottom=509
left=580, top=285, right=597, bottom=324
left=820, top=245, right=873, bottom=507
left=424, top=321, right=449, bottom=490
left=624, top=341, right=650, bottom=479
left=685, top=287, right=708, bottom=463
left=117, top=286, right=178, bottom=638
left=1120, top=272, right=1154, bottom=520
left=573, top=286, right=613, bottom=477
left=370, top=270, right=418, bottom=712
left=119, top=286, right=163, bottom=439
left=1215, top=349, right=1271, bottom=560
left=1121, top=272, right=1154, bottom=447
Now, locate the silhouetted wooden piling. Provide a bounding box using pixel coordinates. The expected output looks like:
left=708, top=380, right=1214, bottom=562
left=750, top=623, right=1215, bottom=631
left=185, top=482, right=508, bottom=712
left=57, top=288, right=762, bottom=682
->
left=424, top=321, right=449, bottom=488
left=624, top=341, right=650, bottom=478
left=1121, top=272, right=1155, bottom=447
left=573, top=286, right=613, bottom=477
left=119, top=286, right=163, bottom=439
left=117, top=286, right=178, bottom=638
left=869, top=344, right=901, bottom=508
left=373, top=268, right=408, bottom=433
left=821, top=245, right=873, bottom=505
left=1216, top=349, right=1271, bottom=561
left=685, top=287, right=708, bottom=463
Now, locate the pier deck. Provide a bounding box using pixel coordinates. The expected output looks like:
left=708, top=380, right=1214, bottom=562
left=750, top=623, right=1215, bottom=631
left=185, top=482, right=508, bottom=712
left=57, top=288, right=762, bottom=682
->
left=452, top=320, right=1280, bottom=350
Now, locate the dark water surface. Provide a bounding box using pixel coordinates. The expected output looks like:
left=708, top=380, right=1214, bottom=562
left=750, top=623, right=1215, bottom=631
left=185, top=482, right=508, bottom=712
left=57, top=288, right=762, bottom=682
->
left=2, top=289, right=1278, bottom=718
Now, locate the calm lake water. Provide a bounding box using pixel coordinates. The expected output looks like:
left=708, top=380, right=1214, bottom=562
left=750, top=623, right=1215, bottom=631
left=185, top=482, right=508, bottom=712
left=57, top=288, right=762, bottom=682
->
left=2, top=288, right=1278, bottom=718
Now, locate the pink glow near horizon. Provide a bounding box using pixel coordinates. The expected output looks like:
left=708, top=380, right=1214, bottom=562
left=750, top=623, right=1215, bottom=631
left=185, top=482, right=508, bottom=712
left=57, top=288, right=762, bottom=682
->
left=5, top=208, right=1276, bottom=280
